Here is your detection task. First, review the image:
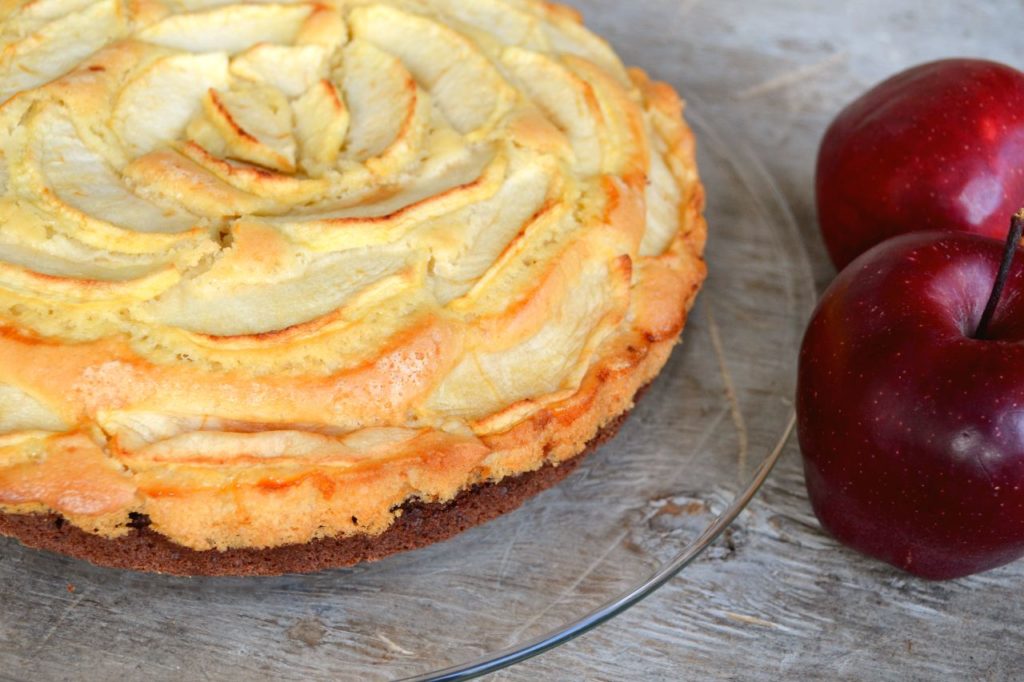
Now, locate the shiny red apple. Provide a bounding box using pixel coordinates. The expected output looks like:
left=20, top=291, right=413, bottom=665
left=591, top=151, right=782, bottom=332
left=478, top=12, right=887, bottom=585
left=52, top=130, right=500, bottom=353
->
left=797, top=219, right=1024, bottom=579
left=816, top=58, right=1024, bottom=269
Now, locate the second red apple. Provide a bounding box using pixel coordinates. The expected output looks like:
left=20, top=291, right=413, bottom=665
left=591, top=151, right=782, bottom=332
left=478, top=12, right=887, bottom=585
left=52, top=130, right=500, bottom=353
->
left=816, top=58, right=1024, bottom=269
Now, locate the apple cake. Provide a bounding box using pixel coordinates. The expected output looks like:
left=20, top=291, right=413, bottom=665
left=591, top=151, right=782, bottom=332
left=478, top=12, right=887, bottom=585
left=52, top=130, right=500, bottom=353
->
left=0, top=0, right=706, bottom=575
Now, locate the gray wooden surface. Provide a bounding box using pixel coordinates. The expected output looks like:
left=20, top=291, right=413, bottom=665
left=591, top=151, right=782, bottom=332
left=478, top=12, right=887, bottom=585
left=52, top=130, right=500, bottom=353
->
left=500, top=1, right=1024, bottom=680
left=1, top=3, right=1020, bottom=681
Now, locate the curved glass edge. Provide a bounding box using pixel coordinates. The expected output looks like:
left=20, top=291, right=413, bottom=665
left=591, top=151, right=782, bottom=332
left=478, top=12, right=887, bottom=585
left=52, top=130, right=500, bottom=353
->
left=412, top=414, right=795, bottom=682
left=405, top=102, right=818, bottom=682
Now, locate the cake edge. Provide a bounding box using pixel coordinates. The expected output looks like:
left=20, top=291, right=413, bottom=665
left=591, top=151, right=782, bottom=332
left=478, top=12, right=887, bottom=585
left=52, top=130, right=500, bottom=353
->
left=0, top=402, right=637, bottom=577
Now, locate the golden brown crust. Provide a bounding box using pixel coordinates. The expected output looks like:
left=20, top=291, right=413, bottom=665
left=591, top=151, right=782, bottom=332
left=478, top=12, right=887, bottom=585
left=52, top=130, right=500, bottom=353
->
left=0, top=406, right=634, bottom=577
left=0, top=0, right=707, bottom=565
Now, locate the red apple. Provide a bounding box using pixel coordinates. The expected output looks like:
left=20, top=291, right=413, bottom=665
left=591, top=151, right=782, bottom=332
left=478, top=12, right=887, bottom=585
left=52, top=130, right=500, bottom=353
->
left=816, top=58, right=1024, bottom=269
left=797, top=222, right=1024, bottom=579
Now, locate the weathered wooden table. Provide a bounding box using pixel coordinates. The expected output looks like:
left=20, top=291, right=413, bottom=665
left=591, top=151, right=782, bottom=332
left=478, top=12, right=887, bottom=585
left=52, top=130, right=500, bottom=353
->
left=503, top=1, right=1024, bottom=679
left=1, top=3, right=1020, bottom=681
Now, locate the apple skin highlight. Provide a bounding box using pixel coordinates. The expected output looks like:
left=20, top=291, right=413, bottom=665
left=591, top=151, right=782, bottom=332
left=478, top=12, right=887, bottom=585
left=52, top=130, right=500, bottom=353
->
left=798, top=231, right=1024, bottom=579
left=816, top=58, right=1024, bottom=270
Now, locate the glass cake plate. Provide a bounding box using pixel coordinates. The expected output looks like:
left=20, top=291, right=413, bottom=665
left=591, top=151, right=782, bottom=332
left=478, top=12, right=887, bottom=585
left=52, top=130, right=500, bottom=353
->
left=0, top=94, right=815, bottom=680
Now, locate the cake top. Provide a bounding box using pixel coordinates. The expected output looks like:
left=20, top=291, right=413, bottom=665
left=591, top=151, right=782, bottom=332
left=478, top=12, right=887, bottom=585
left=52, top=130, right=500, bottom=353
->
left=0, top=0, right=684, bottom=425
left=0, top=0, right=703, bottom=551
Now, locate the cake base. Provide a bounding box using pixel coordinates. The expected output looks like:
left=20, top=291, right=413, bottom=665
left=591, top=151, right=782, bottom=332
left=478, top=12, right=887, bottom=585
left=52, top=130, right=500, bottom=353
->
left=0, top=411, right=631, bottom=577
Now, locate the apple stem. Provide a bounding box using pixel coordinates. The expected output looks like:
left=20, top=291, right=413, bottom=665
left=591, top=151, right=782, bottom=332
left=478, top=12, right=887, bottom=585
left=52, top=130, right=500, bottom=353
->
left=975, top=209, right=1024, bottom=340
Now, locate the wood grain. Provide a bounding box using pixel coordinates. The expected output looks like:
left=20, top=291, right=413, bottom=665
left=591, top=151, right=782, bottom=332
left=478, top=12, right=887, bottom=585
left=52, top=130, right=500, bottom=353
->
left=2, top=2, right=1022, bottom=681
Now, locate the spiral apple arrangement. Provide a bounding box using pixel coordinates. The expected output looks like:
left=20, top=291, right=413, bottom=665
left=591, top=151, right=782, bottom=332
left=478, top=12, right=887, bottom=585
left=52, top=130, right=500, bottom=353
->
left=798, top=59, right=1024, bottom=579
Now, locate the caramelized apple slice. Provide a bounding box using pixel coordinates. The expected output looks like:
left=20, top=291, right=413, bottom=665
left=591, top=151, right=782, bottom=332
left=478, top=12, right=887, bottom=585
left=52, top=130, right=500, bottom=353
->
left=18, top=106, right=199, bottom=239
left=136, top=3, right=316, bottom=54
left=0, top=219, right=180, bottom=302
left=293, top=4, right=348, bottom=50
left=501, top=46, right=605, bottom=176
left=123, top=149, right=275, bottom=218
left=349, top=4, right=513, bottom=135
left=229, top=44, right=329, bottom=98
left=425, top=156, right=554, bottom=303
left=274, top=145, right=500, bottom=251
left=431, top=0, right=545, bottom=49
left=203, top=85, right=297, bottom=173
left=339, top=39, right=426, bottom=170
left=178, top=142, right=330, bottom=205
left=427, top=251, right=629, bottom=419
left=640, top=131, right=682, bottom=256
left=293, top=80, right=348, bottom=173
left=142, top=223, right=415, bottom=337
left=113, top=52, right=230, bottom=156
